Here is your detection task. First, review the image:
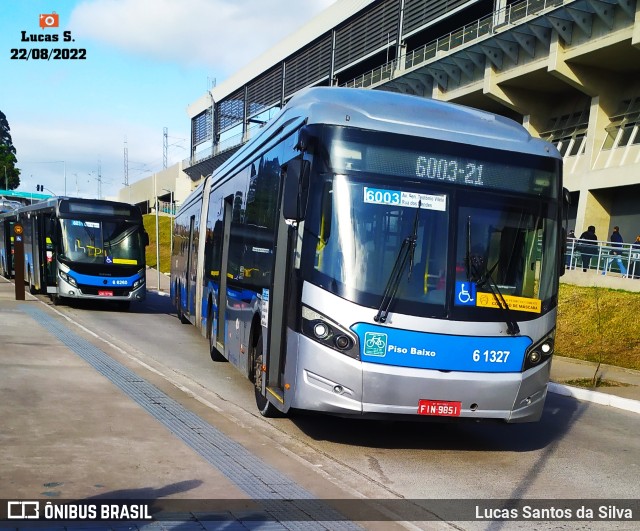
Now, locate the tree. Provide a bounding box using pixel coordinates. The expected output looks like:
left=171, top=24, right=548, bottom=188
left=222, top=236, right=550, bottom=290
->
left=0, top=110, right=21, bottom=190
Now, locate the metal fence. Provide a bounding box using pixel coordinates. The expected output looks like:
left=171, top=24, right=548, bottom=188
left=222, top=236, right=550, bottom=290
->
left=566, top=239, right=640, bottom=278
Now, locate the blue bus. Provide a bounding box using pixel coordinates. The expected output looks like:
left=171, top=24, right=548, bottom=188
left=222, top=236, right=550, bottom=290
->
left=6, top=197, right=149, bottom=309
left=171, top=87, right=566, bottom=422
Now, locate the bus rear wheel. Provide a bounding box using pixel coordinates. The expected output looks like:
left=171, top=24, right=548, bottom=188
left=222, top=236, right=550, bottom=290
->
left=253, top=335, right=283, bottom=418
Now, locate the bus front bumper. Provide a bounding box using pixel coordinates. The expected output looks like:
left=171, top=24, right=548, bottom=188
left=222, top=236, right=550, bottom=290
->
left=289, top=335, right=550, bottom=423
left=57, top=277, right=146, bottom=302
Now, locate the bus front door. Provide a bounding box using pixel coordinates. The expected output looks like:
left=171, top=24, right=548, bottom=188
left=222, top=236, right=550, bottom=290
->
left=262, top=197, right=296, bottom=410
left=43, top=215, right=57, bottom=293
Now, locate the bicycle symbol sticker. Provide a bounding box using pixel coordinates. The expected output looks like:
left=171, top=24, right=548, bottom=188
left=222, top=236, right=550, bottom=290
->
left=455, top=281, right=476, bottom=306
left=363, top=332, right=388, bottom=357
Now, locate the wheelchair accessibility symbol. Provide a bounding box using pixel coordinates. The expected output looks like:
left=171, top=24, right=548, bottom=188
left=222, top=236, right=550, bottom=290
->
left=455, top=281, right=476, bottom=306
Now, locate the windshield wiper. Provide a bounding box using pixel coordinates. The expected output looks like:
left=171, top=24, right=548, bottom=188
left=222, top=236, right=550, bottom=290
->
left=477, top=267, right=520, bottom=335
left=466, top=217, right=520, bottom=335
left=374, top=201, right=421, bottom=323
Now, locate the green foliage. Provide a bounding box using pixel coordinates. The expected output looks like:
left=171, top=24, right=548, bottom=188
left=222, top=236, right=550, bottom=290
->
left=0, top=110, right=21, bottom=190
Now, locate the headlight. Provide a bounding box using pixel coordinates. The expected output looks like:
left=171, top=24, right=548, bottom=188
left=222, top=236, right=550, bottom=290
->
left=58, top=270, right=78, bottom=287
left=523, top=330, right=555, bottom=371
left=302, top=306, right=359, bottom=359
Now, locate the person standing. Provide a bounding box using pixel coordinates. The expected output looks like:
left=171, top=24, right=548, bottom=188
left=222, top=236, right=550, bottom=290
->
left=602, top=226, right=628, bottom=277
left=578, top=225, right=598, bottom=272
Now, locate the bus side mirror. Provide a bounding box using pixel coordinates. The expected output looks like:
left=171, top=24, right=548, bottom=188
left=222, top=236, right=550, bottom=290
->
left=143, top=231, right=150, bottom=247
left=282, top=158, right=310, bottom=222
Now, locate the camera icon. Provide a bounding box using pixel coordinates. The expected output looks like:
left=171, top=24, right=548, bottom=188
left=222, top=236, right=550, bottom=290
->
left=39, top=12, right=59, bottom=29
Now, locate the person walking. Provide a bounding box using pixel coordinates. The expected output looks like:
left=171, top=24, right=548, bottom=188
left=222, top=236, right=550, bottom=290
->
left=602, top=226, right=628, bottom=277
left=578, top=225, right=598, bottom=272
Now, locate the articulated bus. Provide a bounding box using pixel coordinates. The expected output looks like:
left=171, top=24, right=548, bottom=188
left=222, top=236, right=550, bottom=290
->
left=3, top=197, right=149, bottom=308
left=171, top=87, right=566, bottom=422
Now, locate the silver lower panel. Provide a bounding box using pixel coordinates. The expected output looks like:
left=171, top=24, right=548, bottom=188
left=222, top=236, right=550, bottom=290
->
left=289, top=335, right=549, bottom=423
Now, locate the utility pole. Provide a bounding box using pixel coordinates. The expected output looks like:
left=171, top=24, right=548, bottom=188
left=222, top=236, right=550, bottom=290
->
left=163, top=127, right=168, bottom=169
left=123, top=137, right=129, bottom=202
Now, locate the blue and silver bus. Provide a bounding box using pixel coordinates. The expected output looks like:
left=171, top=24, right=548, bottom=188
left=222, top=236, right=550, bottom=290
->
left=171, top=87, right=566, bottom=422
left=8, top=197, right=149, bottom=308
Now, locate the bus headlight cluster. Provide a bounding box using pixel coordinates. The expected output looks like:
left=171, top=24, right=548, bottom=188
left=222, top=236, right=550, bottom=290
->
left=302, top=306, right=359, bottom=359
left=132, top=276, right=145, bottom=289
left=523, top=330, right=555, bottom=371
left=58, top=270, right=78, bottom=287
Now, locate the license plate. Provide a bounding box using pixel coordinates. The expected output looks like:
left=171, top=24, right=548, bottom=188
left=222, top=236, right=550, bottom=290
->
left=418, top=399, right=461, bottom=417
left=98, top=290, right=114, bottom=296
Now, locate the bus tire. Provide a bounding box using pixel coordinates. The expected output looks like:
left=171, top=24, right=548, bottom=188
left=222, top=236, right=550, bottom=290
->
left=208, top=307, right=226, bottom=362
left=51, top=294, right=63, bottom=306
left=253, top=334, right=283, bottom=418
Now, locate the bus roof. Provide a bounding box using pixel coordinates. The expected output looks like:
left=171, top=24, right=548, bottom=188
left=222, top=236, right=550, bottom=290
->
left=12, top=197, right=143, bottom=219
left=211, top=88, right=559, bottom=186
left=283, top=87, right=558, bottom=158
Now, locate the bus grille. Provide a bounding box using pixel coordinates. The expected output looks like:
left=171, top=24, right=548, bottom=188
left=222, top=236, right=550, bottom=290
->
left=79, top=285, right=131, bottom=297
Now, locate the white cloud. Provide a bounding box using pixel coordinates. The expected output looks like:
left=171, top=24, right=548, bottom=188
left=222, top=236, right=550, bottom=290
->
left=69, top=0, right=337, bottom=73
left=13, top=118, right=180, bottom=199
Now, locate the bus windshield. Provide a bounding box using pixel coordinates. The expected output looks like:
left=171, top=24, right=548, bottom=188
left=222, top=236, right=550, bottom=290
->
left=59, top=219, right=144, bottom=266
left=301, top=127, right=560, bottom=320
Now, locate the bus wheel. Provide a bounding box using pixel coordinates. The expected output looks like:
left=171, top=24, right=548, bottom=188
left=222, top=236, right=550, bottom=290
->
left=208, top=313, right=226, bottom=362
left=253, top=335, right=283, bottom=418
left=51, top=294, right=63, bottom=306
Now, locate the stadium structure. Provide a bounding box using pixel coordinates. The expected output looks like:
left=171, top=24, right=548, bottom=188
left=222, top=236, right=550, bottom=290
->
left=184, top=0, right=640, bottom=239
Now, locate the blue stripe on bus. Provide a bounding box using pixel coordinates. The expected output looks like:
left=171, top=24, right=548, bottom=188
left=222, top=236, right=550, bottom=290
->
left=69, top=270, right=142, bottom=287
left=352, top=323, right=532, bottom=373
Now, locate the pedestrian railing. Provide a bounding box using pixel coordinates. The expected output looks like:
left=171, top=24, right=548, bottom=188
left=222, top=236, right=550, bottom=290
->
left=565, top=238, right=640, bottom=278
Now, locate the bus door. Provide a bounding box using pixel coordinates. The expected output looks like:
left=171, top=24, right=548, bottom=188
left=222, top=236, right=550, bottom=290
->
left=215, top=198, right=232, bottom=355
left=25, top=214, right=39, bottom=293
left=185, top=215, right=196, bottom=319
left=264, top=211, right=292, bottom=398
left=43, top=215, right=57, bottom=293
left=263, top=160, right=304, bottom=405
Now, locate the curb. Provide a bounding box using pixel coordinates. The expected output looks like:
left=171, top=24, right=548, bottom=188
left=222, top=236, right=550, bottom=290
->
left=548, top=382, right=640, bottom=415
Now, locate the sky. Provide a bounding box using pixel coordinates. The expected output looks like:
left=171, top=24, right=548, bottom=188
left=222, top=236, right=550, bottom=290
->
left=0, top=0, right=337, bottom=199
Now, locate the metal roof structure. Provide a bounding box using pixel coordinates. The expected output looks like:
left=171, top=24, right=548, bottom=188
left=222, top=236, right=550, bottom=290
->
left=180, top=0, right=640, bottom=238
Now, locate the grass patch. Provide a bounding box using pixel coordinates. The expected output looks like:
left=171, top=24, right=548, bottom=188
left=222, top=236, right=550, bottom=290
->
left=143, top=214, right=173, bottom=275
left=561, top=378, right=631, bottom=389
left=145, top=215, right=640, bottom=371
left=557, top=284, right=640, bottom=371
